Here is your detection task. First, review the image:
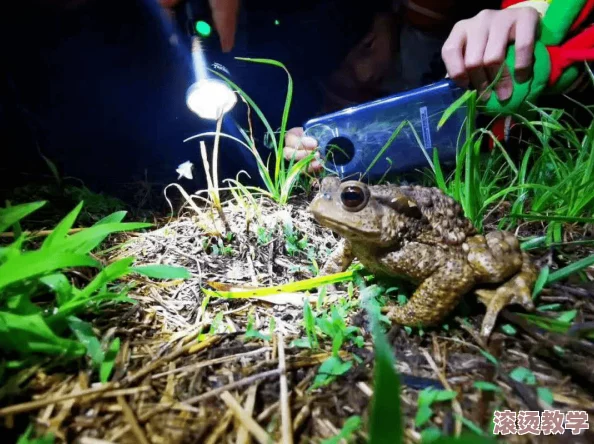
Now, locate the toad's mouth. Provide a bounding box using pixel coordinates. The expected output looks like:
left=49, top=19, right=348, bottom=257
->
left=314, top=215, right=382, bottom=240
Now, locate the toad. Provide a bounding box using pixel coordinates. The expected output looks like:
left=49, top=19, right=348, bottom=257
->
left=310, top=176, right=538, bottom=339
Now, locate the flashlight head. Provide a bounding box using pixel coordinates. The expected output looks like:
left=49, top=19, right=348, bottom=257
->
left=186, top=78, right=237, bottom=120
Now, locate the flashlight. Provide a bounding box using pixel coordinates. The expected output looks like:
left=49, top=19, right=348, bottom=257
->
left=176, top=0, right=238, bottom=120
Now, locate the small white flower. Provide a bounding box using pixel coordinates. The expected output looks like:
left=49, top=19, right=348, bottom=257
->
left=176, top=161, right=194, bottom=180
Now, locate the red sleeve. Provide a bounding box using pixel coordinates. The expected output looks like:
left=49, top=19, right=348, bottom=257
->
left=501, top=0, right=530, bottom=8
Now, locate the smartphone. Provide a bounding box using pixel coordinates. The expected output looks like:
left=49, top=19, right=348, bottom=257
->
left=303, top=79, right=468, bottom=181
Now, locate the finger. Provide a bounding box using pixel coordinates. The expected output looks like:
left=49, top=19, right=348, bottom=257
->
left=284, top=147, right=313, bottom=162
left=511, top=8, right=539, bottom=83
left=284, top=127, right=304, bottom=149
left=469, top=67, right=491, bottom=100
left=308, top=160, right=324, bottom=174
left=208, top=0, right=240, bottom=52
left=288, top=127, right=304, bottom=137
left=285, top=132, right=318, bottom=151
left=441, top=23, right=469, bottom=87
left=464, top=23, right=491, bottom=94
left=483, top=21, right=514, bottom=100
left=493, top=64, right=513, bottom=101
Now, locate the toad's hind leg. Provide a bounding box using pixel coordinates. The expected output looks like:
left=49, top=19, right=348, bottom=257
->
left=475, top=250, right=538, bottom=339
left=387, top=259, right=476, bottom=328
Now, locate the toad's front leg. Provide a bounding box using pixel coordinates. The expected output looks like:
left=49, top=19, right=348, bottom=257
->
left=320, top=238, right=355, bottom=275
left=380, top=244, right=477, bottom=327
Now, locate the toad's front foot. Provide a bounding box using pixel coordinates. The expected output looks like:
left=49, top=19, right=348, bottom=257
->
left=475, top=252, right=538, bottom=339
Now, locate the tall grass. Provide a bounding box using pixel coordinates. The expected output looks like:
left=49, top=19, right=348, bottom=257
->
left=203, top=57, right=316, bottom=205
left=431, top=90, right=594, bottom=237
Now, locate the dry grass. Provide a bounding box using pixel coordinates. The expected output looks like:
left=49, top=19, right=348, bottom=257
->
left=2, top=193, right=594, bottom=443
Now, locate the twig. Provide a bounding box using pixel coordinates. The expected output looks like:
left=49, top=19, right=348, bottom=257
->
left=277, top=333, right=294, bottom=444
left=236, top=384, right=258, bottom=444
left=183, top=369, right=281, bottom=407
left=124, top=334, right=220, bottom=385
left=151, top=347, right=271, bottom=379
left=79, top=438, right=117, bottom=444
left=220, top=391, right=272, bottom=444
left=420, top=348, right=463, bottom=438
left=0, top=383, right=116, bottom=416
left=292, top=404, right=311, bottom=433
left=117, top=395, right=150, bottom=444
left=0, top=227, right=85, bottom=238
left=206, top=408, right=235, bottom=444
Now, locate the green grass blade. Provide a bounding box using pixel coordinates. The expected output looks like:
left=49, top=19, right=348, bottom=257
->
left=41, top=202, right=84, bottom=251
left=0, top=201, right=47, bottom=234
left=132, top=264, right=191, bottom=279
left=547, top=254, right=594, bottom=285
left=364, top=290, right=403, bottom=444
left=61, top=222, right=152, bottom=254
left=209, top=68, right=278, bottom=152
left=438, top=89, right=473, bottom=129
left=0, top=251, right=100, bottom=292
left=363, top=121, right=408, bottom=180
left=235, top=57, right=294, bottom=187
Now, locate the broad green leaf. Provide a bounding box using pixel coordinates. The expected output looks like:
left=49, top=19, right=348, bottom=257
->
left=16, top=424, right=55, bottom=444
left=77, top=258, right=135, bottom=301
left=40, top=273, right=74, bottom=306
left=537, top=387, right=554, bottom=405
left=418, top=388, right=458, bottom=406
left=510, top=366, right=536, bottom=385
left=132, top=264, right=191, bottom=279
left=41, top=202, right=83, bottom=251
left=61, top=222, right=152, bottom=254
left=311, top=356, right=352, bottom=390
left=0, top=251, right=100, bottom=291
left=100, top=337, right=121, bottom=383
left=68, top=316, right=103, bottom=366
left=420, top=427, right=442, bottom=443
left=0, top=311, right=85, bottom=357
left=4, top=294, right=42, bottom=315
left=415, top=405, right=434, bottom=428
left=0, top=201, right=46, bottom=234
left=321, top=416, right=362, bottom=444
left=557, top=309, right=578, bottom=323
left=473, top=381, right=501, bottom=392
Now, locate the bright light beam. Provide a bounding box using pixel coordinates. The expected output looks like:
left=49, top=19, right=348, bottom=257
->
left=186, top=36, right=237, bottom=120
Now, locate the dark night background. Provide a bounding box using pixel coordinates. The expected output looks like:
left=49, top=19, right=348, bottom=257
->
left=0, top=0, right=380, bottom=209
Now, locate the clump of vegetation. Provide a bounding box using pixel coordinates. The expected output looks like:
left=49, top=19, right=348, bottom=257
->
left=0, top=201, right=189, bottom=386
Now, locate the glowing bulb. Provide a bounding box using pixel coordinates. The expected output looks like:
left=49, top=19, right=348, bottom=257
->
left=186, top=78, right=237, bottom=120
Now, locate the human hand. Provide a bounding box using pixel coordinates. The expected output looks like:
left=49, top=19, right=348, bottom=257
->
left=441, top=7, right=540, bottom=101
left=283, top=127, right=323, bottom=174
left=159, top=0, right=239, bottom=52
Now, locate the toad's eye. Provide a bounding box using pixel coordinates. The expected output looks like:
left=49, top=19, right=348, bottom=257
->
left=340, top=185, right=369, bottom=212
